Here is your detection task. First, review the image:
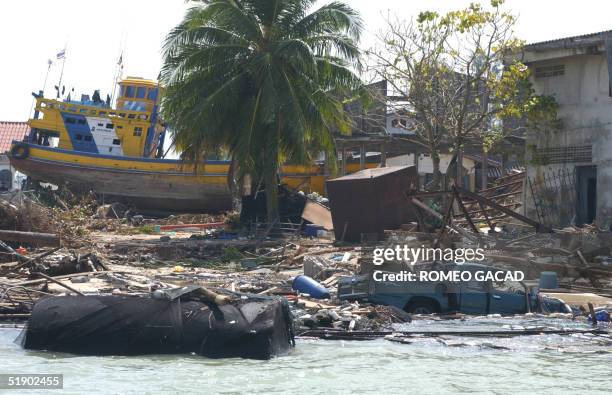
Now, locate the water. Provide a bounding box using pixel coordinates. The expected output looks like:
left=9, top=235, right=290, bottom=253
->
left=1, top=318, right=610, bottom=395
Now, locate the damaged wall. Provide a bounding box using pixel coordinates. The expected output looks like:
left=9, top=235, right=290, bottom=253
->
left=522, top=45, right=612, bottom=230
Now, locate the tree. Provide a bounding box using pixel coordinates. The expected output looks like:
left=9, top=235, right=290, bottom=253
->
left=161, top=0, right=364, bottom=221
left=368, top=0, right=547, bottom=189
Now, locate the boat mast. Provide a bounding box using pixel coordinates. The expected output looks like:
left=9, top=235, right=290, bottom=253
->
left=56, top=45, right=67, bottom=99
left=42, top=59, right=52, bottom=95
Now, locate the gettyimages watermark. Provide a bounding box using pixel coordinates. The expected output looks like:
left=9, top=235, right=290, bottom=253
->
left=373, top=245, right=485, bottom=265
left=371, top=245, right=525, bottom=282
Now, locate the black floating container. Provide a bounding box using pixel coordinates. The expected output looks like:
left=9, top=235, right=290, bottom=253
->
left=326, top=166, right=418, bottom=242
left=20, top=290, right=294, bottom=360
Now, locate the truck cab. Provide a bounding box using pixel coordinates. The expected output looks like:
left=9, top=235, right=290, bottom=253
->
left=338, top=263, right=570, bottom=315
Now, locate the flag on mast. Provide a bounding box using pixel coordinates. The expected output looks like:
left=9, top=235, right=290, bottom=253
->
left=56, top=48, right=66, bottom=59
left=118, top=52, right=124, bottom=75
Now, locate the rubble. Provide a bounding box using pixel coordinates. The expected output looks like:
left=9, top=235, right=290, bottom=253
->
left=0, top=183, right=610, bottom=344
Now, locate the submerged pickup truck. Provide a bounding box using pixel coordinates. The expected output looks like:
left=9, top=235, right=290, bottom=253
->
left=338, top=263, right=571, bottom=315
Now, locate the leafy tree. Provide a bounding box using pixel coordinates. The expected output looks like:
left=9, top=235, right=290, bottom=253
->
left=161, top=0, right=364, bottom=221
left=369, top=0, right=554, bottom=189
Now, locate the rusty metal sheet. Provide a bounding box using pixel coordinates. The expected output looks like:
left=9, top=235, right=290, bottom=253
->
left=326, top=166, right=418, bottom=242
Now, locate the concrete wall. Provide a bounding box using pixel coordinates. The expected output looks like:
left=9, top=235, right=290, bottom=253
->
left=0, top=155, right=15, bottom=191
left=524, top=52, right=612, bottom=229
left=387, top=153, right=477, bottom=191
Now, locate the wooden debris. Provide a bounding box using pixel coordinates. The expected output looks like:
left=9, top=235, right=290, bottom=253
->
left=35, top=273, right=85, bottom=296
left=0, top=230, right=60, bottom=247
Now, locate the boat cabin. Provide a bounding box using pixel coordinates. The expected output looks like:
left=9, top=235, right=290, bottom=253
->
left=27, top=77, right=166, bottom=158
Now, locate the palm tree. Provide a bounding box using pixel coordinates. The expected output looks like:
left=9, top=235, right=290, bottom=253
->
left=161, top=0, right=364, bottom=221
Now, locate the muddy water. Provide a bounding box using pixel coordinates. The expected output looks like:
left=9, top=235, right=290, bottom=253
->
left=1, top=317, right=610, bottom=394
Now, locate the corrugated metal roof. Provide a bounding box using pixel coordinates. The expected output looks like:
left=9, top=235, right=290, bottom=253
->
left=0, top=121, right=29, bottom=153
left=525, top=30, right=612, bottom=50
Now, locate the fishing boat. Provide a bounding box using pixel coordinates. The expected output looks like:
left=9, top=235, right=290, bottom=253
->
left=7, top=77, right=319, bottom=211
left=10, top=76, right=375, bottom=212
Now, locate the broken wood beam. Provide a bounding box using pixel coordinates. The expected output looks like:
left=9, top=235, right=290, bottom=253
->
left=409, top=197, right=478, bottom=242
left=0, top=230, right=60, bottom=247
left=477, top=200, right=496, bottom=231
left=453, top=186, right=481, bottom=236
left=477, top=179, right=524, bottom=195
left=452, top=202, right=521, bottom=218
left=13, top=270, right=128, bottom=287
left=35, top=273, right=85, bottom=296
left=455, top=187, right=552, bottom=233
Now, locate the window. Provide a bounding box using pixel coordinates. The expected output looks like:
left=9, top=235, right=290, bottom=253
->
left=133, top=127, right=143, bottom=136
left=108, top=147, right=113, bottom=152
left=112, top=139, right=121, bottom=145
left=77, top=119, right=86, bottom=125
left=116, top=125, right=123, bottom=129
left=125, top=86, right=135, bottom=98
left=128, top=114, right=136, bottom=119
left=65, top=117, right=76, bottom=124
left=147, top=88, right=158, bottom=101
left=75, top=134, right=83, bottom=140
left=535, top=64, right=565, bottom=78
left=136, top=87, right=146, bottom=99
left=97, top=123, right=103, bottom=127
left=79, top=109, right=87, bottom=114
left=98, top=111, right=106, bottom=116
left=84, top=135, right=92, bottom=142
left=106, top=123, right=114, bottom=129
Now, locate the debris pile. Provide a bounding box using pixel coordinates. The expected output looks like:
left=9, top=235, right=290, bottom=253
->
left=1, top=175, right=611, bottom=345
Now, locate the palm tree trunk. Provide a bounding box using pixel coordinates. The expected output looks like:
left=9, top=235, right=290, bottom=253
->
left=264, top=126, right=280, bottom=223
left=264, top=167, right=279, bottom=223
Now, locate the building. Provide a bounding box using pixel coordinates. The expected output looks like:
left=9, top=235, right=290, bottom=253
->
left=386, top=152, right=513, bottom=192
left=515, top=31, right=612, bottom=229
left=0, top=121, right=29, bottom=191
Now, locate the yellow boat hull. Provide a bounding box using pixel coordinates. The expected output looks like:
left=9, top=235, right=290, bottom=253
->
left=9, top=142, right=377, bottom=213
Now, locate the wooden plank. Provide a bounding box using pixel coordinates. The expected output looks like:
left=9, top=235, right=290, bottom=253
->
left=35, top=273, right=85, bottom=296
left=455, top=187, right=552, bottom=233
left=453, top=186, right=480, bottom=235
left=0, top=230, right=60, bottom=247
left=410, top=197, right=478, bottom=242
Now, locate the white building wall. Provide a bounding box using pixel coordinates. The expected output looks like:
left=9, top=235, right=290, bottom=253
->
left=524, top=52, right=612, bottom=229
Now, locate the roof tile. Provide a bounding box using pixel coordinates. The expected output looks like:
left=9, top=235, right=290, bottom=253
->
left=0, top=122, right=29, bottom=154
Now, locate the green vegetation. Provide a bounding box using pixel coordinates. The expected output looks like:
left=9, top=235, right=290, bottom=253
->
left=370, top=0, right=559, bottom=189
left=161, top=0, right=364, bottom=220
